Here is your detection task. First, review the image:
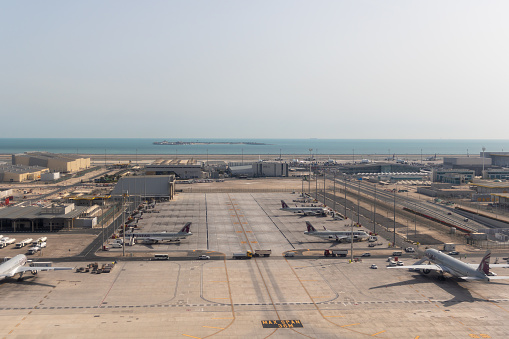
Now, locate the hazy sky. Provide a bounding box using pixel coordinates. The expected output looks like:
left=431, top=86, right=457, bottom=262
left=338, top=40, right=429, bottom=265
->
left=2, top=1, right=508, bottom=139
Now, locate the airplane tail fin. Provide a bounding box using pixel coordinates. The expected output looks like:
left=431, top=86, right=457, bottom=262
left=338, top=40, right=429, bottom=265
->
left=281, top=200, right=289, bottom=209
left=180, top=222, right=192, bottom=234
left=306, top=221, right=316, bottom=232
left=477, top=250, right=491, bottom=275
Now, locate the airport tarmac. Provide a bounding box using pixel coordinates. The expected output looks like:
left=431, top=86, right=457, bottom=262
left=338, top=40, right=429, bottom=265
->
left=2, top=192, right=509, bottom=338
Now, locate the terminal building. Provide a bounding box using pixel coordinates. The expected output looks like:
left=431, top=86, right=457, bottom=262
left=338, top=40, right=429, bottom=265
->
left=0, top=203, right=91, bottom=232
left=432, top=169, right=475, bottom=184
left=0, top=164, right=49, bottom=182
left=145, top=159, right=203, bottom=179
left=12, top=152, right=90, bottom=173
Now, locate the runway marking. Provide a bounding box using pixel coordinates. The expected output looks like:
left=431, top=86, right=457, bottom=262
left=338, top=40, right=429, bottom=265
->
left=202, top=326, right=224, bottom=329
left=182, top=334, right=201, bottom=339
left=341, top=323, right=360, bottom=327
left=371, top=330, right=385, bottom=336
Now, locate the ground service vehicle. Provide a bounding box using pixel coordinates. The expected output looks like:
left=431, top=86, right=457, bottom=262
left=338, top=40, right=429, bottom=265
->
left=198, top=255, right=210, bottom=260
left=153, top=254, right=169, bottom=260
left=392, top=251, right=403, bottom=256
left=284, top=252, right=295, bottom=257
left=15, top=238, right=33, bottom=249
left=324, top=249, right=348, bottom=257
left=233, top=251, right=253, bottom=259
left=253, top=250, right=271, bottom=257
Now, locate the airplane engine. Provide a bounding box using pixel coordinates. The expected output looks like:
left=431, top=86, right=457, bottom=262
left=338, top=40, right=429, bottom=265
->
left=422, top=269, right=431, bottom=274
left=31, top=270, right=38, bottom=275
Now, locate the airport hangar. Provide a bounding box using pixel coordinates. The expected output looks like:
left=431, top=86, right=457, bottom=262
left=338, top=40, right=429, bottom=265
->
left=0, top=164, right=49, bottom=182
left=12, top=152, right=91, bottom=173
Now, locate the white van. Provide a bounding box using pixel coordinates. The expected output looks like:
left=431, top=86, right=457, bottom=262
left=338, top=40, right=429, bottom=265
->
left=111, top=243, right=123, bottom=248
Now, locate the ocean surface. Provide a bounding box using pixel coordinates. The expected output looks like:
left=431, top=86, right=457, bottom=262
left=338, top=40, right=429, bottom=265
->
left=0, top=138, right=508, bottom=156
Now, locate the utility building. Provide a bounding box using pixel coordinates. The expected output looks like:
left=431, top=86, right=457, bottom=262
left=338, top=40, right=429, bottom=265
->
left=12, top=152, right=90, bottom=173
left=253, top=162, right=289, bottom=177
left=0, top=164, right=49, bottom=182
left=110, top=175, right=175, bottom=200
left=145, top=159, right=203, bottom=179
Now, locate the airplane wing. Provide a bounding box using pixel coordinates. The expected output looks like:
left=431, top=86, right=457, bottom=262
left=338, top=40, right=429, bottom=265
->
left=14, top=266, right=74, bottom=274
left=387, top=264, right=442, bottom=270
left=466, top=263, right=509, bottom=268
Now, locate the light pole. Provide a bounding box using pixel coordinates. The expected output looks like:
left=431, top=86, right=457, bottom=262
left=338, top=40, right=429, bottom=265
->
left=393, top=189, right=396, bottom=247
left=357, top=177, right=361, bottom=224
left=323, top=169, right=326, bottom=205
left=482, top=146, right=486, bottom=176
left=344, top=174, right=347, bottom=218
left=333, top=171, right=336, bottom=213
left=373, top=183, right=376, bottom=234
left=308, top=149, right=313, bottom=195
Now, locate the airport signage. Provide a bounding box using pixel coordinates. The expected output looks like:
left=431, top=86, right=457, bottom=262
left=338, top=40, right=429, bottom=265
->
left=261, top=320, right=303, bottom=328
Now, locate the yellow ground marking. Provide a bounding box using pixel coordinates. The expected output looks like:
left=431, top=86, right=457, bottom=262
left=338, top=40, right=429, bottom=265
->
left=250, top=241, right=258, bottom=244
left=233, top=222, right=239, bottom=224
left=243, top=222, right=248, bottom=224
left=341, top=323, right=360, bottom=328
left=230, top=215, right=236, bottom=217
left=371, top=330, right=386, bottom=336
left=182, top=335, right=201, bottom=339
left=202, top=326, right=224, bottom=329
left=414, top=336, right=420, bottom=339
left=236, top=231, right=243, bottom=233
left=240, top=241, right=246, bottom=244
left=239, top=215, right=244, bottom=217
left=245, top=230, right=251, bottom=232
left=15, top=324, right=20, bottom=328
left=211, top=317, right=233, bottom=320
left=21, top=317, right=26, bottom=321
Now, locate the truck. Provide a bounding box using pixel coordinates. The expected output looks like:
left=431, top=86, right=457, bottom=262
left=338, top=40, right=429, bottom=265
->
left=444, top=243, right=456, bottom=252
left=0, top=238, right=15, bottom=248
left=15, top=238, right=33, bottom=249
left=253, top=249, right=271, bottom=257
left=324, top=249, right=348, bottom=257
left=233, top=251, right=253, bottom=259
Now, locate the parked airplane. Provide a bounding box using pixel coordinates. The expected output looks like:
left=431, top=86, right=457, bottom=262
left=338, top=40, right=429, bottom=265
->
left=0, top=254, right=73, bottom=281
left=280, top=200, right=328, bottom=216
left=304, top=222, right=369, bottom=242
left=125, top=222, right=192, bottom=244
left=388, top=248, right=509, bottom=281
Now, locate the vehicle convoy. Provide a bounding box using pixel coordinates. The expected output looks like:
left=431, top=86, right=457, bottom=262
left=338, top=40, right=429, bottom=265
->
left=253, top=249, right=271, bottom=257
left=233, top=251, right=253, bottom=259
left=324, top=249, right=348, bottom=257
